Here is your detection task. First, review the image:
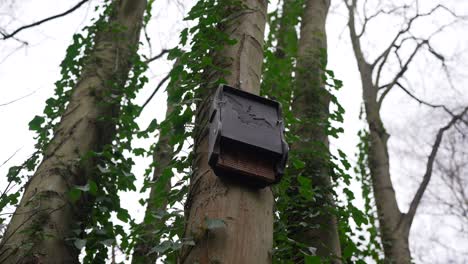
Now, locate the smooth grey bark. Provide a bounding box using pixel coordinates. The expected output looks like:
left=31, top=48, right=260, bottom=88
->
left=288, top=0, right=342, bottom=262
left=0, top=0, right=147, bottom=263
left=180, top=1, right=272, bottom=263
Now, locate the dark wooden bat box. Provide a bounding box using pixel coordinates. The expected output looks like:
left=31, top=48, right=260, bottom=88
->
left=207, top=84, right=289, bottom=188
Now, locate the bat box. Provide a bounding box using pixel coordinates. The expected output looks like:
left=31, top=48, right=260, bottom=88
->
left=208, top=84, right=289, bottom=188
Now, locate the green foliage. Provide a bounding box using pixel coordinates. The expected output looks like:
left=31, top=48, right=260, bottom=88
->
left=353, top=127, right=384, bottom=261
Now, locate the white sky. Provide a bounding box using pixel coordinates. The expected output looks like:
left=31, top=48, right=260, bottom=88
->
left=0, top=0, right=467, bottom=263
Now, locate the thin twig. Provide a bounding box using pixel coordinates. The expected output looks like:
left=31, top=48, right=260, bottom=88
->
left=1, top=0, right=90, bottom=40
left=140, top=73, right=171, bottom=111
left=0, top=90, right=38, bottom=107
left=0, top=148, right=21, bottom=168
left=377, top=40, right=426, bottom=108
left=145, top=49, right=171, bottom=64
left=395, top=82, right=455, bottom=117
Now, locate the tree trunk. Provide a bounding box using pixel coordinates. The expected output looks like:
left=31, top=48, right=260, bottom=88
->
left=288, top=0, right=342, bottom=262
left=0, top=1, right=147, bottom=263
left=275, top=0, right=299, bottom=60
left=180, top=1, right=272, bottom=263
left=364, top=86, right=411, bottom=263
left=346, top=3, right=411, bottom=263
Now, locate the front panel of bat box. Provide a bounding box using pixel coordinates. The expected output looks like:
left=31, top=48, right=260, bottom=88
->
left=220, top=92, right=282, bottom=154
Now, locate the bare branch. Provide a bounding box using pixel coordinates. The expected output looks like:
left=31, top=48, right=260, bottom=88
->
left=376, top=16, right=463, bottom=108
left=0, top=148, right=21, bottom=168
left=394, top=82, right=455, bottom=117
left=140, top=73, right=171, bottom=111
left=371, top=4, right=460, bottom=69
left=0, top=0, right=89, bottom=41
left=145, top=49, right=171, bottom=64
left=345, top=0, right=372, bottom=70
left=0, top=41, right=28, bottom=63
left=374, top=36, right=412, bottom=88
left=377, top=40, right=425, bottom=108
left=0, top=90, right=38, bottom=107
left=357, top=4, right=409, bottom=38
left=405, top=106, right=468, bottom=227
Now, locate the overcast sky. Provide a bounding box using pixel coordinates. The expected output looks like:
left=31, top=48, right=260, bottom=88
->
left=0, top=0, right=467, bottom=263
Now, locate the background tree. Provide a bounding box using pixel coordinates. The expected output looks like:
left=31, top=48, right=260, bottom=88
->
left=344, top=0, right=468, bottom=262
left=288, top=0, right=342, bottom=261
left=132, top=59, right=179, bottom=263
left=0, top=0, right=147, bottom=262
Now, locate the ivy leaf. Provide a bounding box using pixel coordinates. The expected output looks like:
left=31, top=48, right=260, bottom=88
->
left=297, top=176, right=313, bottom=200
left=74, top=239, right=86, bottom=250
left=69, top=188, right=81, bottom=202
left=88, top=180, right=98, bottom=196
left=7, top=166, right=22, bottom=182
left=28, top=115, right=45, bottom=131
left=133, top=148, right=146, bottom=156
left=117, top=208, right=130, bottom=222
left=180, top=28, right=189, bottom=45
left=333, top=79, right=343, bottom=89
left=292, top=159, right=305, bottom=169
left=304, top=255, right=321, bottom=264
left=149, top=241, right=172, bottom=254
left=145, top=119, right=158, bottom=133
left=352, top=206, right=368, bottom=226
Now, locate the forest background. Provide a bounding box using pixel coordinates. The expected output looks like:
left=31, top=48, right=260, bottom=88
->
left=0, top=0, right=467, bottom=263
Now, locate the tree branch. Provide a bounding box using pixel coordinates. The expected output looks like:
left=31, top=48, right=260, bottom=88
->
left=395, top=82, right=456, bottom=117
left=0, top=148, right=21, bottom=169
left=357, top=4, right=410, bottom=38
left=374, top=36, right=412, bottom=88
left=405, top=106, right=468, bottom=228
left=0, top=89, right=38, bottom=107
left=0, top=0, right=89, bottom=41
left=140, top=73, right=171, bottom=111
left=145, top=49, right=171, bottom=64
left=371, top=4, right=455, bottom=69
left=345, top=0, right=371, bottom=70
left=377, top=40, right=425, bottom=108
